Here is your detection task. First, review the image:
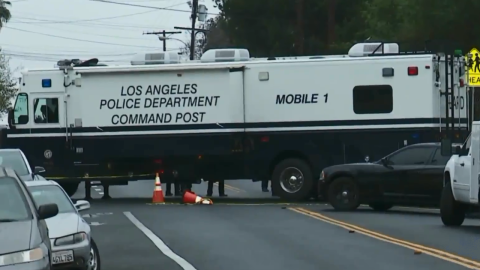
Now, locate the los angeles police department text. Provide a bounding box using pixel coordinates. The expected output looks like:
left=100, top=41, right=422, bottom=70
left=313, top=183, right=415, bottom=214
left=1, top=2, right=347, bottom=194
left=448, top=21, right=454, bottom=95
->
left=99, top=84, right=220, bottom=125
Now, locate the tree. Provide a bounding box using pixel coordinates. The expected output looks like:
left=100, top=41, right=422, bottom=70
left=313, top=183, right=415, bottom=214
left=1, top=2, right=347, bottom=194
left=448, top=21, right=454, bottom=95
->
left=0, top=0, right=15, bottom=115
left=0, top=0, right=11, bottom=28
left=210, top=0, right=480, bottom=57
left=0, top=52, right=18, bottom=114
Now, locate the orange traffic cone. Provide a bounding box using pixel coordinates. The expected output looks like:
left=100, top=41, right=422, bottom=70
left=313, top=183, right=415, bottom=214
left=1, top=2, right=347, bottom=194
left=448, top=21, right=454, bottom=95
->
left=152, top=173, right=165, bottom=204
left=183, top=190, right=213, bottom=205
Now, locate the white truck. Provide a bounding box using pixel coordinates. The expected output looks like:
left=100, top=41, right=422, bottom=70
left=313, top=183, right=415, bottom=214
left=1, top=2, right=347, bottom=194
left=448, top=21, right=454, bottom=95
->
left=3, top=42, right=469, bottom=200
left=440, top=122, right=480, bottom=226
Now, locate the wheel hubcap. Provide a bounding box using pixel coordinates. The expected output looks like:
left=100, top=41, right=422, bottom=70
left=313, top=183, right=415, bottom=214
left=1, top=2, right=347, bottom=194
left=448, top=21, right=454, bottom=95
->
left=279, top=167, right=304, bottom=193
left=89, top=246, right=97, bottom=270
left=335, top=184, right=356, bottom=205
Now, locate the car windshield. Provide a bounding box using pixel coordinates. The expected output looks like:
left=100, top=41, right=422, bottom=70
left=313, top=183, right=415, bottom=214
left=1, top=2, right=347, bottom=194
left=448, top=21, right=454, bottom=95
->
left=28, top=185, right=76, bottom=214
left=0, top=177, right=32, bottom=221
left=0, top=151, right=29, bottom=176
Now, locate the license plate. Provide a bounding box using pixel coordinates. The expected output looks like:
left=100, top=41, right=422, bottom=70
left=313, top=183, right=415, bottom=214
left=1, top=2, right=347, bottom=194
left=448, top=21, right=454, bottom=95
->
left=52, top=250, right=74, bottom=265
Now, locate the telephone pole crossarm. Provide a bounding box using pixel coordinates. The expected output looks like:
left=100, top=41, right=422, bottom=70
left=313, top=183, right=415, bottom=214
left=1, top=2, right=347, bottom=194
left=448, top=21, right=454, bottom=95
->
left=144, top=30, right=182, bottom=51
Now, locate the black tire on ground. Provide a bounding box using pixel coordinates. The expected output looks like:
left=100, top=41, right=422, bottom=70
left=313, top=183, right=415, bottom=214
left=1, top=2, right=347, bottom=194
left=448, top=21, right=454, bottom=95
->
left=440, top=182, right=465, bottom=226
left=90, top=238, right=101, bottom=270
left=369, top=202, right=393, bottom=211
left=60, top=182, right=80, bottom=197
left=271, top=158, right=313, bottom=201
left=327, top=177, right=361, bottom=211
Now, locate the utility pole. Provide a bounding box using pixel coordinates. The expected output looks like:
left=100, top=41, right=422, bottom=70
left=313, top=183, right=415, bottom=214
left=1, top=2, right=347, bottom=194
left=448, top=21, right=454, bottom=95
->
left=295, top=0, right=304, bottom=55
left=144, top=30, right=182, bottom=51
left=174, top=0, right=208, bottom=60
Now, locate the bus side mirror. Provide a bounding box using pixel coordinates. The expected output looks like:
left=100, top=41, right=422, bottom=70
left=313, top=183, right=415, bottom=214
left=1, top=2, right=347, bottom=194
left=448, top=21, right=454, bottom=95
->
left=441, top=139, right=452, bottom=156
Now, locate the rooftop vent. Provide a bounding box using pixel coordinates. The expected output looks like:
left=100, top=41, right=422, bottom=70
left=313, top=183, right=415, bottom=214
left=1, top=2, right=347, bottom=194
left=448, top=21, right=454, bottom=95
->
left=200, top=49, right=250, bottom=63
left=348, top=43, right=399, bottom=57
left=131, top=52, right=180, bottom=65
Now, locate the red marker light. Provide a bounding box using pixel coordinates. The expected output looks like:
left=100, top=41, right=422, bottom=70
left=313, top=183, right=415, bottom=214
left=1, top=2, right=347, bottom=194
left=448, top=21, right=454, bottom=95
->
left=460, top=78, right=465, bottom=87
left=261, top=136, right=269, bottom=142
left=407, top=66, right=418, bottom=76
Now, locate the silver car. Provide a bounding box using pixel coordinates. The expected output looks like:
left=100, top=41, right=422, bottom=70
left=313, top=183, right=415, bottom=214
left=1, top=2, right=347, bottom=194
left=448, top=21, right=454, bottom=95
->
left=25, top=180, right=100, bottom=270
left=0, top=149, right=47, bottom=181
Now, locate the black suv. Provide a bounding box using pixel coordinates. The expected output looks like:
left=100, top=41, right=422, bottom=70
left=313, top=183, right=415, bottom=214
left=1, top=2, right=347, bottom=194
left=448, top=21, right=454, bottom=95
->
left=0, top=166, right=59, bottom=270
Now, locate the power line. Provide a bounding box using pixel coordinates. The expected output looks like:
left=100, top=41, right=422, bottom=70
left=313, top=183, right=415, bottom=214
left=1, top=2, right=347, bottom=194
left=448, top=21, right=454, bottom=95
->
left=2, top=48, right=182, bottom=60
left=11, top=1, right=187, bottom=24
left=12, top=10, right=158, bottom=24
left=144, top=30, right=181, bottom=51
left=4, top=23, right=155, bottom=40
left=2, top=50, right=138, bottom=57
left=0, top=43, right=159, bottom=53
left=10, top=19, right=167, bottom=30
left=90, top=0, right=219, bottom=16
left=4, top=26, right=160, bottom=48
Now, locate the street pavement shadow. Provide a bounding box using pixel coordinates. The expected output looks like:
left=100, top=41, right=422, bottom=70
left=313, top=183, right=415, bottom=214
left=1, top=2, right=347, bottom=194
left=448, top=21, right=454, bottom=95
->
left=321, top=208, right=480, bottom=219
left=454, top=225, right=480, bottom=234
left=321, top=208, right=440, bottom=218
left=81, top=197, right=323, bottom=206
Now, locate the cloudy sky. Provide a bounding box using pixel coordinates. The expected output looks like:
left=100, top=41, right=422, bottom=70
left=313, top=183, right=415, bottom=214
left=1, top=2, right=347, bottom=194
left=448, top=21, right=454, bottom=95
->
left=0, top=0, right=218, bottom=124
left=1, top=0, right=219, bottom=72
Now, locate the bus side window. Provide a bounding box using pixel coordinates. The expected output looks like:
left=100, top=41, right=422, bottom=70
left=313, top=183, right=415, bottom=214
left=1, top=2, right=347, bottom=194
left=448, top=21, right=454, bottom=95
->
left=13, top=93, right=29, bottom=125
left=34, top=98, right=59, bottom=124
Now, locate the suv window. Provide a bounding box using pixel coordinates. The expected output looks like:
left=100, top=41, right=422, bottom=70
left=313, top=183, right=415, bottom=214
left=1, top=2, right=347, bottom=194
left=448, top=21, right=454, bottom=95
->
left=431, top=148, right=452, bottom=165
left=388, top=146, right=434, bottom=165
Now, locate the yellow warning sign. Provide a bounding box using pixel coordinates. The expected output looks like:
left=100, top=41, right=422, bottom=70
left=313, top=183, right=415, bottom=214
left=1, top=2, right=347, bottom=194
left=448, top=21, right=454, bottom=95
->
left=466, top=48, right=480, bottom=86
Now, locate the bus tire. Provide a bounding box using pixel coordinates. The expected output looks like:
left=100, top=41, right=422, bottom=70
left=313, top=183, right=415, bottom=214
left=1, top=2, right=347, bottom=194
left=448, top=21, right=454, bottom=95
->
left=272, top=158, right=313, bottom=201
left=61, top=182, right=80, bottom=197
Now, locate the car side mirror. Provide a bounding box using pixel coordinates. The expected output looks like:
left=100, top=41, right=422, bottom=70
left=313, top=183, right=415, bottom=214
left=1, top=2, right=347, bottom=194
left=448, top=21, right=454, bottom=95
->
left=34, top=166, right=46, bottom=174
left=74, top=200, right=90, bottom=211
left=38, top=203, right=58, bottom=220
left=441, top=139, right=452, bottom=156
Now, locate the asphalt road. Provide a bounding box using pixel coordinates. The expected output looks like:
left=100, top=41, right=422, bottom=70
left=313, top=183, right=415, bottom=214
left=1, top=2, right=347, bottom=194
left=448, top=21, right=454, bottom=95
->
left=72, top=179, right=275, bottom=200
left=77, top=197, right=479, bottom=270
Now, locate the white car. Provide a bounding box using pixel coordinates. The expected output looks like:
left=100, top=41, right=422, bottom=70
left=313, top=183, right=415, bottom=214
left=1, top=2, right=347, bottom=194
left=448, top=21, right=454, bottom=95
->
left=25, top=180, right=101, bottom=270
left=0, top=149, right=47, bottom=181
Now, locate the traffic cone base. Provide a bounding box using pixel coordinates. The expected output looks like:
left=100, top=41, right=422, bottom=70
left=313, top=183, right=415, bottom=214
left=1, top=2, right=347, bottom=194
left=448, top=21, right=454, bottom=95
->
left=152, top=174, right=165, bottom=204
left=183, top=190, right=213, bottom=205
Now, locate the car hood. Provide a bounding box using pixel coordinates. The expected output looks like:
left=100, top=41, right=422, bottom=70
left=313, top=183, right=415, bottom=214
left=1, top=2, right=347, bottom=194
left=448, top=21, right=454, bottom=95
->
left=0, top=220, right=32, bottom=254
left=19, top=174, right=34, bottom=182
left=46, top=213, right=80, bottom=238
left=325, top=162, right=379, bottom=170
left=324, top=162, right=384, bottom=174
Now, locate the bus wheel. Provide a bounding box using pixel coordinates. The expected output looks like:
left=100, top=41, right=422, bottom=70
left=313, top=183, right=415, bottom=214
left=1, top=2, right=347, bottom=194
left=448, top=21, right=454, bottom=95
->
left=272, top=158, right=313, bottom=201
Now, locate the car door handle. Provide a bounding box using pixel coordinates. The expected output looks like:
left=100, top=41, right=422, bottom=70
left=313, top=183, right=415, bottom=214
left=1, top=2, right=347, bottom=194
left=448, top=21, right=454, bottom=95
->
left=460, top=163, right=465, bottom=166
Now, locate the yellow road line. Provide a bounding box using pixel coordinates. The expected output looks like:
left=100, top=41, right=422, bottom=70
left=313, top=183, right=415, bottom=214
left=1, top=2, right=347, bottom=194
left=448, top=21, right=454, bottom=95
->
left=214, top=182, right=244, bottom=192
left=291, top=207, right=480, bottom=269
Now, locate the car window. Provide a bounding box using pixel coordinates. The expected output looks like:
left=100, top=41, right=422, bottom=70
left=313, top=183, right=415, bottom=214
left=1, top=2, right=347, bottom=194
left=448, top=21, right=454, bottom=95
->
left=0, top=177, right=32, bottom=221
left=28, top=185, right=76, bottom=214
left=388, top=146, right=434, bottom=165
left=0, top=151, right=29, bottom=175
left=431, top=148, right=454, bottom=165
